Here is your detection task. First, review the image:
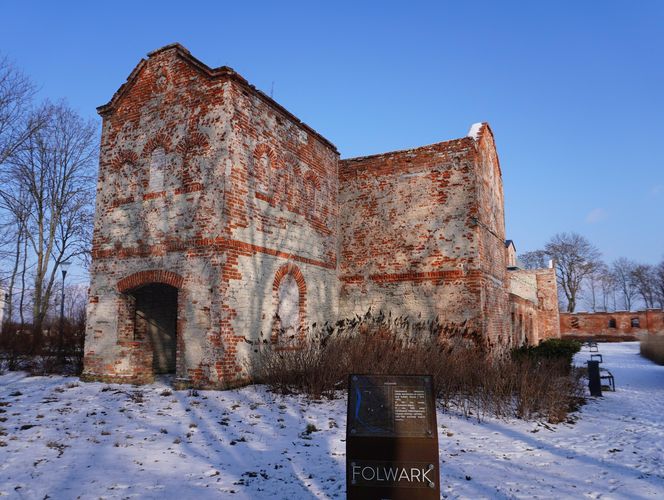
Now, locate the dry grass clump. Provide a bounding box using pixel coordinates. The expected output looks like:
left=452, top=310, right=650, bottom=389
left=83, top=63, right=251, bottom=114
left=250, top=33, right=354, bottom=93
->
left=252, top=310, right=584, bottom=423
left=640, top=335, right=664, bottom=365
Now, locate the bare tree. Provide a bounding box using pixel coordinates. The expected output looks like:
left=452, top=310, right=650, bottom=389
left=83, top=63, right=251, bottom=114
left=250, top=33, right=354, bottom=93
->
left=518, top=250, right=549, bottom=270
left=544, top=232, right=602, bottom=313
left=0, top=55, right=43, bottom=165
left=631, top=263, right=657, bottom=309
left=1, top=101, right=97, bottom=341
left=65, top=283, right=88, bottom=324
left=599, top=267, right=617, bottom=311
left=0, top=186, right=33, bottom=325
left=0, top=56, right=42, bottom=327
left=612, top=258, right=639, bottom=311
left=584, top=262, right=609, bottom=312
left=655, top=260, right=664, bottom=309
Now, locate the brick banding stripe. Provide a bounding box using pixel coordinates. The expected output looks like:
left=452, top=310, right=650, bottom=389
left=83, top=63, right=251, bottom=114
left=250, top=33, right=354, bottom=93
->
left=143, top=191, right=166, bottom=200
left=341, top=269, right=464, bottom=284
left=94, top=237, right=336, bottom=270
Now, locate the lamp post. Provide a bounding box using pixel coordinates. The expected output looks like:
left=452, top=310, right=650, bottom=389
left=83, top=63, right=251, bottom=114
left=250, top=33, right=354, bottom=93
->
left=59, top=261, right=71, bottom=366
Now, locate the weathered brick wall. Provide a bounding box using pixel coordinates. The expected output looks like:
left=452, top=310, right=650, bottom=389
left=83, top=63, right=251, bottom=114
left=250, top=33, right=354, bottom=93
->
left=84, top=44, right=338, bottom=388
left=560, top=309, right=664, bottom=341
left=218, top=77, right=339, bottom=382
left=338, top=140, right=478, bottom=332
left=534, top=268, right=560, bottom=341
left=508, top=270, right=538, bottom=345
left=339, top=124, right=514, bottom=350
left=509, top=294, right=538, bottom=345
left=471, top=125, right=510, bottom=350
left=509, top=270, right=538, bottom=303
left=507, top=267, right=560, bottom=344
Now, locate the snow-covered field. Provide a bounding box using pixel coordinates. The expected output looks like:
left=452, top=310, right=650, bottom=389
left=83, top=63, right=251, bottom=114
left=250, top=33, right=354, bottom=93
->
left=1, top=342, right=663, bottom=499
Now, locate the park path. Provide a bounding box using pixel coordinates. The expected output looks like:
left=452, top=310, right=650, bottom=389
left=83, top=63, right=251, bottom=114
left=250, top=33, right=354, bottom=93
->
left=439, top=341, right=664, bottom=498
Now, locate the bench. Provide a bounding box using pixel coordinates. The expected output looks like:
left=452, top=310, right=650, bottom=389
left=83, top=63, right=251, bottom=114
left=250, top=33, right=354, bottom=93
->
left=600, top=369, right=615, bottom=391
left=590, top=353, right=603, bottom=363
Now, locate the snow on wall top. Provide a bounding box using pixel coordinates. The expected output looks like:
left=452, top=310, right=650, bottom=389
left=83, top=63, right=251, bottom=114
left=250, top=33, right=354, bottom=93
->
left=467, top=122, right=484, bottom=141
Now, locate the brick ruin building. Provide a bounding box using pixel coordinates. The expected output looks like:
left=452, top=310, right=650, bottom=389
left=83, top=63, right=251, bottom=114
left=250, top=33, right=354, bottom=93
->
left=83, top=44, right=559, bottom=388
left=506, top=242, right=560, bottom=347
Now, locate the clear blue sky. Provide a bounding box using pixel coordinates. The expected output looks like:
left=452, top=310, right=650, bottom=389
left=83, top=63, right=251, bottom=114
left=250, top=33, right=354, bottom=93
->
left=2, top=0, right=663, bottom=274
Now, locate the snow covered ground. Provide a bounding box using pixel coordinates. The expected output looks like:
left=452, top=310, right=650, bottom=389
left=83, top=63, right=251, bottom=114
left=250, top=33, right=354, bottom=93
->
left=0, top=341, right=663, bottom=499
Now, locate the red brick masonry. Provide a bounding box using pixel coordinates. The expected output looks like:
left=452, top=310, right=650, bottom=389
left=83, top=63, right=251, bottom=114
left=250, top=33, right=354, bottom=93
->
left=560, top=310, right=664, bottom=341
left=83, top=43, right=559, bottom=388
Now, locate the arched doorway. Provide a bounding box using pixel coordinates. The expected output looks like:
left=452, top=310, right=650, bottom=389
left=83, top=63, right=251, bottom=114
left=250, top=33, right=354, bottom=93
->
left=131, top=283, right=178, bottom=374
left=277, top=274, right=300, bottom=341
left=272, top=263, right=307, bottom=346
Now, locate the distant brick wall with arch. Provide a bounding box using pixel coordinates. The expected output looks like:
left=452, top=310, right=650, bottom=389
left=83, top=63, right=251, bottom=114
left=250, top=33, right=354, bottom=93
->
left=560, top=309, right=664, bottom=341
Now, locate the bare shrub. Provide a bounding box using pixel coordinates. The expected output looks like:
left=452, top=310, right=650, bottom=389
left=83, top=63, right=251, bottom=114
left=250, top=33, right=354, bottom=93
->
left=640, top=335, right=664, bottom=365
left=0, top=318, right=85, bottom=375
left=512, top=357, right=585, bottom=422
left=252, top=310, right=584, bottom=422
left=0, top=322, right=31, bottom=371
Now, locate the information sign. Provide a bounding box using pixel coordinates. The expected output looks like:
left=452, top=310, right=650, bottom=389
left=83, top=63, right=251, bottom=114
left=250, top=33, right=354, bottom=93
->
left=346, top=374, right=440, bottom=499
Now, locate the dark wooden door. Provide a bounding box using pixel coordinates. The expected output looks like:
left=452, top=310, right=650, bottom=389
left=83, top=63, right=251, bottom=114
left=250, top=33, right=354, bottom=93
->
left=133, top=284, right=178, bottom=374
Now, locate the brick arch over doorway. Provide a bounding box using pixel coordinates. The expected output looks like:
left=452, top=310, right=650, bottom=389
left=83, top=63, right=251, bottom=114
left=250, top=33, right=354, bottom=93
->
left=271, top=263, right=307, bottom=345
left=116, top=269, right=187, bottom=382
left=117, top=269, right=184, bottom=293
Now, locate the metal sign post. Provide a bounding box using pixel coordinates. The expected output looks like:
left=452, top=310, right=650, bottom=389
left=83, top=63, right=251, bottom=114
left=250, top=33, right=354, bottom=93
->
left=346, top=374, right=440, bottom=500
